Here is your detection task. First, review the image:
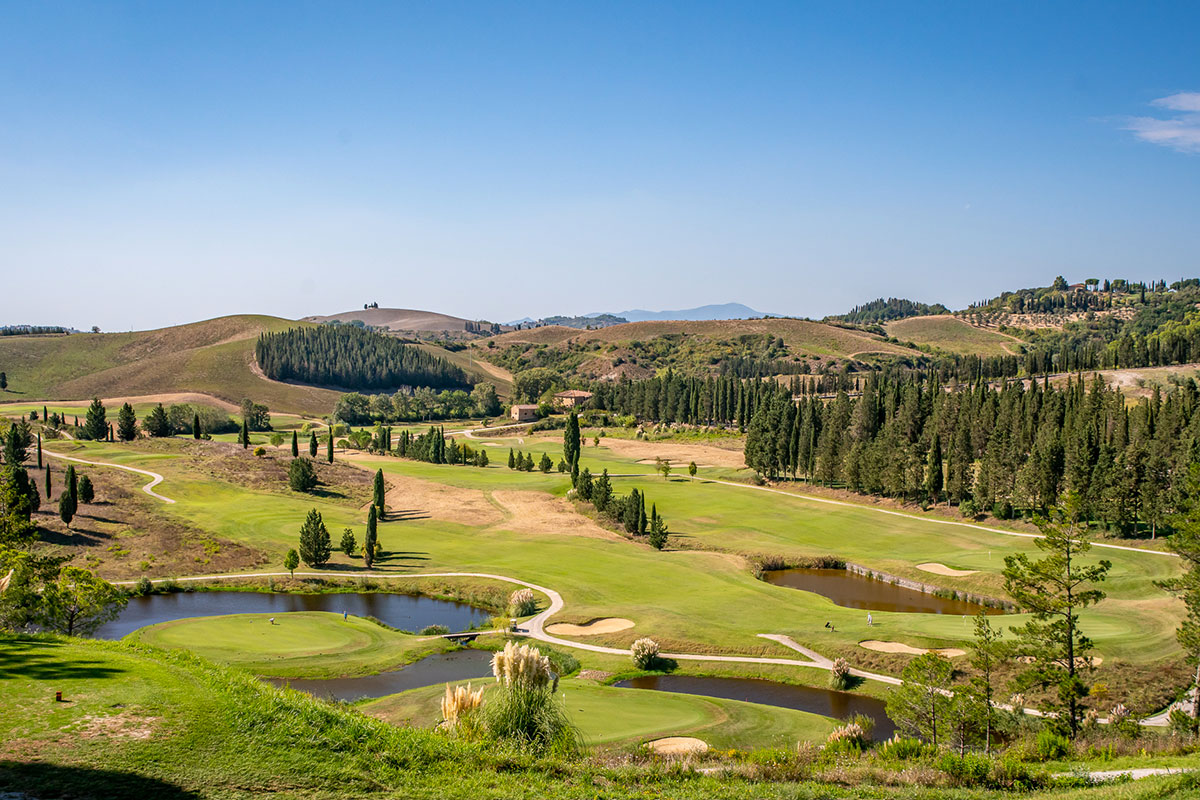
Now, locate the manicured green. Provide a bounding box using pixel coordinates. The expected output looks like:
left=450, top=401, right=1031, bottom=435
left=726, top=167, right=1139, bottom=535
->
left=126, top=612, right=451, bottom=678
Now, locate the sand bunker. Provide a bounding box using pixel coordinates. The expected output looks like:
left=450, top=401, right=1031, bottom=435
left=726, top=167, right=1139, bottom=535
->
left=917, top=562, right=978, bottom=577
left=635, top=459, right=713, bottom=468
left=546, top=618, right=635, bottom=636
left=860, top=640, right=966, bottom=658
left=646, top=737, right=708, bottom=755
left=597, top=437, right=746, bottom=469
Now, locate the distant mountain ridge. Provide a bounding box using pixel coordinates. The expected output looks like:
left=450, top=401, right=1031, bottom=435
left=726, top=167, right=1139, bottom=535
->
left=590, top=303, right=772, bottom=322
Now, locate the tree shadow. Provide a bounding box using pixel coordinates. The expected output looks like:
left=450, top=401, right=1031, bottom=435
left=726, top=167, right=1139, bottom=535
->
left=310, top=487, right=348, bottom=500
left=387, top=509, right=430, bottom=521
left=0, top=638, right=125, bottom=681
left=648, top=656, right=679, bottom=672
left=376, top=550, right=430, bottom=564
left=0, top=762, right=201, bottom=799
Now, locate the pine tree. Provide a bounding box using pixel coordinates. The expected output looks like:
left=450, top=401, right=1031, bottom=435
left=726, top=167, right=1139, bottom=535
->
left=1161, top=465, right=1200, bottom=730
left=539, top=452, right=552, bottom=473
left=78, top=475, right=94, bottom=504
left=58, top=490, right=74, bottom=527
left=523, top=452, right=534, bottom=471
left=143, top=404, right=171, bottom=438
left=117, top=403, right=139, bottom=441
left=193, top=412, right=202, bottom=439
left=373, top=469, right=386, bottom=516
left=82, top=398, right=107, bottom=441
left=340, top=527, right=357, bottom=556
left=925, top=433, right=943, bottom=503
left=298, top=508, right=332, bottom=567
left=291, top=430, right=299, bottom=457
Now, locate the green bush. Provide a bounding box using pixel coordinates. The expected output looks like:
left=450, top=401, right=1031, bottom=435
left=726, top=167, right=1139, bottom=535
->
left=1035, top=727, right=1071, bottom=761
left=878, top=736, right=931, bottom=761
left=288, top=458, right=318, bottom=492
left=419, top=624, right=450, bottom=635
left=938, top=752, right=992, bottom=786
left=135, top=576, right=154, bottom=596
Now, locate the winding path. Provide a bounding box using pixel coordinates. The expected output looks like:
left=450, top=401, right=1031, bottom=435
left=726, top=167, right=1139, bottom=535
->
left=41, top=447, right=175, bottom=504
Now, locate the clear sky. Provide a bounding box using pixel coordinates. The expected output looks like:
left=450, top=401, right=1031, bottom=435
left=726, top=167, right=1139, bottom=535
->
left=2, top=1, right=1198, bottom=331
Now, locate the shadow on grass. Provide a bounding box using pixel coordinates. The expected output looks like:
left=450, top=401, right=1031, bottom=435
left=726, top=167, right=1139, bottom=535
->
left=386, top=509, right=431, bottom=521
left=0, top=761, right=200, bottom=799
left=0, top=638, right=125, bottom=681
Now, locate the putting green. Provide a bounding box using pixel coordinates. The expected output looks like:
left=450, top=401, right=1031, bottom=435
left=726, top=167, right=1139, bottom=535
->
left=363, top=678, right=837, bottom=749
left=127, top=612, right=450, bottom=679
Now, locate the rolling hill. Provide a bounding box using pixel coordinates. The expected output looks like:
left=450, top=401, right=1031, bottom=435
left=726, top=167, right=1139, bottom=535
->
left=594, top=302, right=771, bottom=322
left=302, top=307, right=494, bottom=334
left=885, top=315, right=1023, bottom=357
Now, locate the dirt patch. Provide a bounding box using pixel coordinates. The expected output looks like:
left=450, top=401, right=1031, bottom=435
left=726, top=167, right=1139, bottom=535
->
left=916, top=562, right=978, bottom=577
left=1018, top=655, right=1104, bottom=667
left=75, top=711, right=161, bottom=740
left=576, top=670, right=614, bottom=682
left=489, top=491, right=617, bottom=538
left=860, top=640, right=965, bottom=658
left=595, top=438, right=746, bottom=470
left=647, top=737, right=708, bottom=755
left=381, top=474, right=502, bottom=526
left=547, top=618, right=635, bottom=636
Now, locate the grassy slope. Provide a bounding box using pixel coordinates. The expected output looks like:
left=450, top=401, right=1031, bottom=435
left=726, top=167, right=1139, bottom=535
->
left=412, top=343, right=515, bottom=397
left=0, top=315, right=341, bottom=415
left=4, top=634, right=1200, bottom=800
left=366, top=677, right=837, bottom=749
left=482, top=318, right=921, bottom=358
left=885, top=316, right=1021, bottom=357
left=126, top=612, right=451, bottom=678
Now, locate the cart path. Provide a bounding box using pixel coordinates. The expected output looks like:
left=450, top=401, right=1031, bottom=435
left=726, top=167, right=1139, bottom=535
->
left=41, top=447, right=175, bottom=504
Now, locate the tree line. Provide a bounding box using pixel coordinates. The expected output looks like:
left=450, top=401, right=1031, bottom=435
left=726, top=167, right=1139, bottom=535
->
left=743, top=370, right=1200, bottom=537
left=256, top=326, right=471, bottom=391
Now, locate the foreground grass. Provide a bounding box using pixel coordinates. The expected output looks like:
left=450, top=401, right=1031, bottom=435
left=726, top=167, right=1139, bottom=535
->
left=126, top=612, right=452, bottom=679
left=4, top=633, right=1199, bottom=800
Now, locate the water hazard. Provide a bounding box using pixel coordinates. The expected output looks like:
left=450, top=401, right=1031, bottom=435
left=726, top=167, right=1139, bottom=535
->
left=96, top=590, right=492, bottom=639
left=615, top=674, right=896, bottom=740
left=763, top=568, right=1002, bottom=615
left=269, top=649, right=495, bottom=702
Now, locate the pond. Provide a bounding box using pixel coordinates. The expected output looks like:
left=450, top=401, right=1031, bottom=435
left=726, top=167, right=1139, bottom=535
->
left=615, top=674, right=896, bottom=741
left=96, top=590, right=493, bottom=640
left=763, top=568, right=1002, bottom=615
left=268, top=650, right=495, bottom=702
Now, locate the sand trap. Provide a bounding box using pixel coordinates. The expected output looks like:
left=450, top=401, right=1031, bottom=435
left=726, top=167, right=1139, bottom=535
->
left=635, top=459, right=714, bottom=468
left=917, top=562, right=978, bottom=577
left=860, top=640, right=966, bottom=658
left=646, top=737, right=708, bottom=755
left=478, top=442, right=503, bottom=447
left=546, top=618, right=635, bottom=636
left=596, top=437, right=746, bottom=469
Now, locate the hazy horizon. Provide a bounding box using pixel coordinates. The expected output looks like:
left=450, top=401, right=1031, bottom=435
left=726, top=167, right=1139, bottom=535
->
left=3, top=2, right=1198, bottom=332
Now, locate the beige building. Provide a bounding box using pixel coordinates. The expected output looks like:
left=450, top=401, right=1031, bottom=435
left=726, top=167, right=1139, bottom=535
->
left=553, top=389, right=593, bottom=409
left=510, top=404, right=539, bottom=422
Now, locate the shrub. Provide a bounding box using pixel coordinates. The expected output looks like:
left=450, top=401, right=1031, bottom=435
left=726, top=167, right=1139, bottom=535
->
left=288, top=458, right=318, bottom=492
left=938, top=752, right=993, bottom=786
left=420, top=624, right=450, bottom=635
left=77, top=475, right=95, bottom=504
left=439, top=682, right=484, bottom=736
left=630, top=637, right=660, bottom=669
left=485, top=641, right=577, bottom=752
left=253, top=446, right=266, bottom=457
left=824, top=722, right=867, bottom=753
left=508, top=588, right=538, bottom=617
left=828, top=657, right=852, bottom=690
left=1035, top=727, right=1071, bottom=761
left=135, top=576, right=154, bottom=596
left=878, top=736, right=931, bottom=761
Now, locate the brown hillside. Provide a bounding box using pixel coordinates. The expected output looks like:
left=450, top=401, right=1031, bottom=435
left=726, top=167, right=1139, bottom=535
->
left=303, top=308, right=478, bottom=333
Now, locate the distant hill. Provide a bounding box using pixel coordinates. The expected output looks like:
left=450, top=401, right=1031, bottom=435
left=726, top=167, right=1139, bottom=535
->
left=537, top=314, right=627, bottom=329
left=302, top=307, right=501, bottom=336
left=827, top=298, right=949, bottom=325
left=593, top=303, right=771, bottom=322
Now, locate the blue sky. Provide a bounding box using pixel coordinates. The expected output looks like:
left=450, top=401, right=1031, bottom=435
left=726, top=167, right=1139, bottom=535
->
left=1, top=1, right=1198, bottom=330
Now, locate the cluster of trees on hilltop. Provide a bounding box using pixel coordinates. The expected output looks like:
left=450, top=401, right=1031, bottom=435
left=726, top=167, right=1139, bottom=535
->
left=743, top=371, right=1200, bottom=537
left=967, top=276, right=1178, bottom=315
left=331, top=384, right=501, bottom=424
left=1, top=325, right=71, bottom=336
left=829, top=297, right=950, bottom=324
left=256, top=326, right=470, bottom=391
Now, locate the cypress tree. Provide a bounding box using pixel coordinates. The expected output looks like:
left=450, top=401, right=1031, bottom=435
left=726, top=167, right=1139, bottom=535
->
left=193, top=412, right=202, bottom=439
left=291, top=430, right=299, bottom=457
left=309, top=431, right=318, bottom=458
left=364, top=505, right=378, bottom=568
left=36, top=433, right=41, bottom=468
left=66, top=465, right=78, bottom=510
left=58, top=490, right=74, bottom=527
left=373, top=469, right=385, bottom=516
left=42, top=405, right=47, bottom=424
left=327, top=431, right=334, bottom=463
left=45, top=464, right=51, bottom=499
left=925, top=433, right=944, bottom=504
left=240, top=418, right=249, bottom=449
left=508, top=448, right=515, bottom=469
left=639, top=492, right=647, bottom=534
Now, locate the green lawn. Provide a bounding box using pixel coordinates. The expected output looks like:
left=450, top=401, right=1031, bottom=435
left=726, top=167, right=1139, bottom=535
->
left=126, top=612, right=451, bottom=679
left=365, top=677, right=837, bottom=749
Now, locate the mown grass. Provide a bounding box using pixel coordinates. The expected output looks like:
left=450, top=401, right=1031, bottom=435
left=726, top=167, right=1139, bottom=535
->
left=125, top=612, right=452, bottom=679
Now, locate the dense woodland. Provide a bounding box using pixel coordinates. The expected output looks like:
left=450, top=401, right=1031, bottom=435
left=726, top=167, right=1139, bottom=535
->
left=256, top=326, right=470, bottom=391
left=829, top=297, right=950, bottom=324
